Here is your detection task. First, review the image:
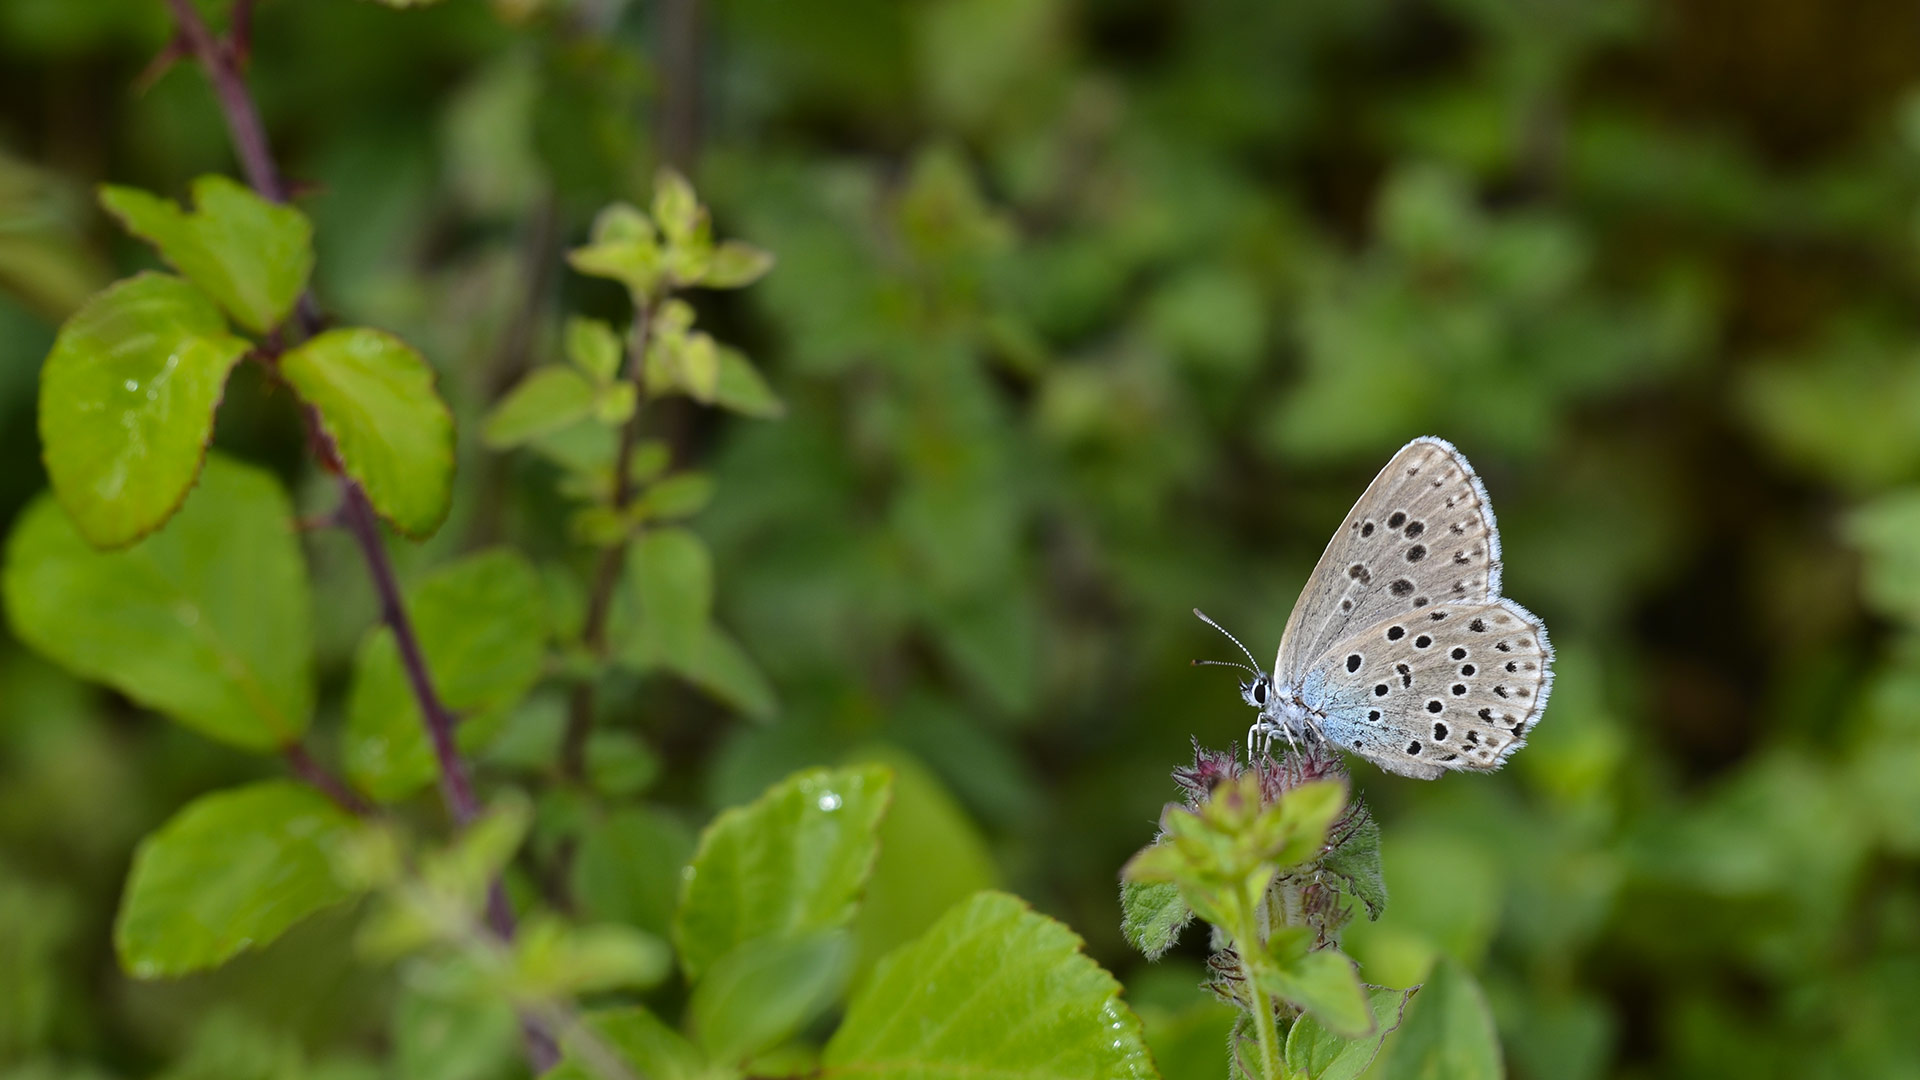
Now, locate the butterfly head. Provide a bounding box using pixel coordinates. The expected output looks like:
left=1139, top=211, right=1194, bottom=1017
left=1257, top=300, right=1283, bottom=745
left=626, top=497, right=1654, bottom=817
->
left=1239, top=671, right=1274, bottom=710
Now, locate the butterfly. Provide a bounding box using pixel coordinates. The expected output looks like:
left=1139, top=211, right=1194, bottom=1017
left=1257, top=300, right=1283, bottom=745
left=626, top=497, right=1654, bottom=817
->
left=1196, top=436, right=1553, bottom=778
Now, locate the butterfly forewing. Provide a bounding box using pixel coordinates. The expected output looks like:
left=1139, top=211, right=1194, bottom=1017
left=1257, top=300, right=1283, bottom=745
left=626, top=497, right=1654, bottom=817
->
left=1273, top=437, right=1502, bottom=681
left=1300, top=599, right=1553, bottom=776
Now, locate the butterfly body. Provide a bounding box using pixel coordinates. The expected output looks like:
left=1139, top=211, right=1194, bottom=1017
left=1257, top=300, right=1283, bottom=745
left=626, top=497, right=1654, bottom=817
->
left=1209, top=436, right=1554, bottom=779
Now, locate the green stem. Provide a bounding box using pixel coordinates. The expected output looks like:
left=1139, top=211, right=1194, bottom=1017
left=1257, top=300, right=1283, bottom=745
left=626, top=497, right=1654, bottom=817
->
left=1245, top=975, right=1285, bottom=1080
left=559, top=296, right=658, bottom=780
left=1232, top=886, right=1288, bottom=1080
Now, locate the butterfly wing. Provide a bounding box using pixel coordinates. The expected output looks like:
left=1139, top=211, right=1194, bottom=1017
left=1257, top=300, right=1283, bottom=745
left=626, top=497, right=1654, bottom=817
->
left=1298, top=599, right=1553, bottom=777
left=1273, top=437, right=1502, bottom=683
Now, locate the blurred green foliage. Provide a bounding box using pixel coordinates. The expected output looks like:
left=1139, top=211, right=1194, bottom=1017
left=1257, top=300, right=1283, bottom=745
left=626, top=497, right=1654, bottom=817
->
left=8, top=0, right=1920, bottom=1077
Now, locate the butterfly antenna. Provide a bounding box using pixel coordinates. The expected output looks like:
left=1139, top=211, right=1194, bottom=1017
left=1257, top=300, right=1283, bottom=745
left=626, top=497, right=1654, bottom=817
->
left=1192, top=658, right=1258, bottom=674
left=1192, top=608, right=1262, bottom=670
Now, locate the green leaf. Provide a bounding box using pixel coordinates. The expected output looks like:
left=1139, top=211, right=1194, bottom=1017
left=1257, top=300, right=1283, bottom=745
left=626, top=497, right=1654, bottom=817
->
left=357, top=797, right=533, bottom=960
left=714, top=346, right=786, bottom=419
left=568, top=203, right=664, bottom=299
left=1121, top=776, right=1347, bottom=924
left=688, top=933, right=851, bottom=1065
left=702, top=242, right=775, bottom=289
left=655, top=624, right=780, bottom=722
left=584, top=730, right=661, bottom=797
left=3, top=455, right=312, bottom=750
left=433, top=795, right=533, bottom=907
left=1324, top=806, right=1386, bottom=921
left=625, top=527, right=713, bottom=664
left=593, top=380, right=637, bottom=425
left=1120, top=876, right=1192, bottom=960
left=636, top=473, right=714, bottom=521
left=848, top=748, right=997, bottom=979
left=566, top=315, right=624, bottom=382
left=547, top=1007, right=725, bottom=1080
left=573, top=806, right=696, bottom=938
left=1372, top=959, right=1502, bottom=1080
left=1285, top=985, right=1414, bottom=1080
left=652, top=168, right=704, bottom=249
left=482, top=367, right=597, bottom=449
left=603, top=522, right=774, bottom=722
left=822, top=891, right=1156, bottom=1080
left=344, top=549, right=547, bottom=802
left=674, top=765, right=892, bottom=981
left=647, top=330, right=722, bottom=403
left=1272, top=779, right=1349, bottom=867
left=393, top=986, right=521, bottom=1080
left=98, top=176, right=313, bottom=334
left=114, top=781, right=360, bottom=977
left=511, top=916, right=671, bottom=999
left=37, top=273, right=248, bottom=548
left=1848, top=489, right=1920, bottom=624
left=278, top=327, right=454, bottom=538
left=1256, top=949, right=1372, bottom=1039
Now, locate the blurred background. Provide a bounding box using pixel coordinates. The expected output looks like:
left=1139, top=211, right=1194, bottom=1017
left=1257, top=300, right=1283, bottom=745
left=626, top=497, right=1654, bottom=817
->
left=6, top=0, right=1920, bottom=1077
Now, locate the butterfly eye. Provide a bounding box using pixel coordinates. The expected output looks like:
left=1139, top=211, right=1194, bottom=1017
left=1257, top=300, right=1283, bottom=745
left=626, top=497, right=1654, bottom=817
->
left=1252, top=680, right=1269, bottom=705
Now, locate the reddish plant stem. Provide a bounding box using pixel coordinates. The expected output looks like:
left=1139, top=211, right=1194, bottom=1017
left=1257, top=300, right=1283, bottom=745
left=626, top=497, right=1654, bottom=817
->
left=335, top=486, right=481, bottom=824
left=230, top=0, right=258, bottom=67
left=161, top=0, right=284, bottom=201
left=158, top=2, right=556, bottom=1070
left=560, top=302, right=657, bottom=779
left=282, top=743, right=373, bottom=816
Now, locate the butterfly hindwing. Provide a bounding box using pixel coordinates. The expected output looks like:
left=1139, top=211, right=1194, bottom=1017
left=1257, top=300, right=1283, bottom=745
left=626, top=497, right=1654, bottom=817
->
left=1299, top=599, right=1553, bottom=776
left=1274, top=437, right=1502, bottom=682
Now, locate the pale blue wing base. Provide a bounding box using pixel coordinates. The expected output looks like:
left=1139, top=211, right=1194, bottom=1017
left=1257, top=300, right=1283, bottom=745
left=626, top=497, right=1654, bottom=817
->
left=1290, top=598, right=1552, bottom=779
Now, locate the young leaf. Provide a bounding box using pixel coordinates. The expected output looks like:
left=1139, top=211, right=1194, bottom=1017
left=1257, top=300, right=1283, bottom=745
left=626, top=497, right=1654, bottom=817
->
left=651, top=624, right=780, bottom=722
left=98, top=176, right=313, bottom=334
left=1285, top=984, right=1415, bottom=1080
left=430, top=796, right=532, bottom=909
left=1371, top=959, right=1502, bottom=1080
left=593, top=380, right=638, bottom=425
left=37, top=273, right=248, bottom=548
left=702, top=241, right=775, bottom=289
left=822, top=891, right=1157, bottom=1080
left=114, top=781, right=360, bottom=977
left=278, top=328, right=454, bottom=538
left=1120, top=876, right=1192, bottom=960
left=1255, top=948, right=1373, bottom=1039
left=511, top=916, right=672, bottom=999
left=688, top=932, right=851, bottom=1065
left=392, top=985, right=521, bottom=1080
left=547, top=1007, right=723, bottom=1080
left=652, top=168, right=705, bottom=250
left=673, top=765, right=892, bottom=981
left=344, top=549, right=547, bottom=802
left=714, top=346, right=786, bottom=419
left=568, top=202, right=664, bottom=299
left=567, top=316, right=625, bottom=382
left=612, top=529, right=777, bottom=718
left=573, top=806, right=696, bottom=938
left=635, top=473, right=714, bottom=521
left=482, top=367, right=597, bottom=449
left=3, top=455, right=313, bottom=750
left=624, top=527, right=714, bottom=665
left=647, top=330, right=722, bottom=403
